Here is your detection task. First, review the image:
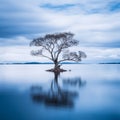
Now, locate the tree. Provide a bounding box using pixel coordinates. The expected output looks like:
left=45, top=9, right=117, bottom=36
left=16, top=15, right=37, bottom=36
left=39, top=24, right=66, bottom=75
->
left=30, top=32, right=86, bottom=72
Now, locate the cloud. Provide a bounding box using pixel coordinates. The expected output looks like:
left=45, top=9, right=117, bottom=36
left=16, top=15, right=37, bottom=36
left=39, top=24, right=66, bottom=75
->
left=0, top=0, right=64, bottom=38
left=0, top=36, right=31, bottom=46
left=0, top=46, right=120, bottom=63
left=0, top=0, right=120, bottom=62
left=0, top=46, right=46, bottom=63
left=40, top=0, right=120, bottom=13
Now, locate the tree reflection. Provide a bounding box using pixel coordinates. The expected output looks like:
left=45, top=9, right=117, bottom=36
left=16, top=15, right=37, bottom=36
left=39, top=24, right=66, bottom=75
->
left=30, top=72, right=86, bottom=108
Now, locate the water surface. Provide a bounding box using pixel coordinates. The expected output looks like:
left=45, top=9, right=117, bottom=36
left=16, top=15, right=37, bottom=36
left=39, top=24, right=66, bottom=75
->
left=0, top=64, right=120, bottom=120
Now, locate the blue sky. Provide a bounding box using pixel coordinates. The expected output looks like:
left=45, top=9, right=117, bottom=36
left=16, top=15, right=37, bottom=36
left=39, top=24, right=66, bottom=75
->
left=0, top=0, right=120, bottom=63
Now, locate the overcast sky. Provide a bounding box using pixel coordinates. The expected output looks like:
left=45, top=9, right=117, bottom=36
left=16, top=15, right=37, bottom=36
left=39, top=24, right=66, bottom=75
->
left=0, top=0, right=120, bottom=63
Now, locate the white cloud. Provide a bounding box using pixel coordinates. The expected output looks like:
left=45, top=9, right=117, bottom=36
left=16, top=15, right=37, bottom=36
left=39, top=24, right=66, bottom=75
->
left=0, top=46, right=47, bottom=63
left=1, top=0, right=120, bottom=46
left=0, top=46, right=120, bottom=63
left=0, top=36, right=30, bottom=46
left=0, top=0, right=120, bottom=62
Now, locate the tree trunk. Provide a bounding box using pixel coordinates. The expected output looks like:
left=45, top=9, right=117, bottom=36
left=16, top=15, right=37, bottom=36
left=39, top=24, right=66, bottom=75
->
left=46, top=61, right=66, bottom=72
left=54, top=62, right=60, bottom=70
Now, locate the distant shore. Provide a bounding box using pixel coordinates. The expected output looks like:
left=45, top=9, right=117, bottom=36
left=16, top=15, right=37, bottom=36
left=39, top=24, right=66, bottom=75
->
left=0, top=62, right=120, bottom=65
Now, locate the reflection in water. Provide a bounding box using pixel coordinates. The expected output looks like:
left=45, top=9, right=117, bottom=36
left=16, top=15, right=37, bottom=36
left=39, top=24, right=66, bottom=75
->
left=1, top=64, right=120, bottom=120
left=63, top=77, right=86, bottom=87
left=30, top=72, right=86, bottom=108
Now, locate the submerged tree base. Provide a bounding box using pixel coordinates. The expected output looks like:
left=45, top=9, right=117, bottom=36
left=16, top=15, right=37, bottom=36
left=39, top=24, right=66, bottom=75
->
left=46, top=68, right=67, bottom=72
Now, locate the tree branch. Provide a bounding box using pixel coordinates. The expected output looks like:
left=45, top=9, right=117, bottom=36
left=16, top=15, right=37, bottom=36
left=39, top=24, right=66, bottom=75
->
left=58, top=58, right=80, bottom=63
left=31, top=50, right=53, bottom=61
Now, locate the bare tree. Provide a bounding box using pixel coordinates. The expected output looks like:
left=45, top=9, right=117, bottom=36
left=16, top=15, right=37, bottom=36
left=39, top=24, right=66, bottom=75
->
left=30, top=32, right=86, bottom=72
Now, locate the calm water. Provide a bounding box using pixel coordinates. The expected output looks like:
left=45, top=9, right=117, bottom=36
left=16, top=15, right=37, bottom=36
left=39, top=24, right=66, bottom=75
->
left=0, top=64, right=120, bottom=120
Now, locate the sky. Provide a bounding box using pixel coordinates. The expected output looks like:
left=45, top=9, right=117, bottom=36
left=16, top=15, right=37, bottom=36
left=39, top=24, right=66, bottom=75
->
left=0, top=0, right=120, bottom=63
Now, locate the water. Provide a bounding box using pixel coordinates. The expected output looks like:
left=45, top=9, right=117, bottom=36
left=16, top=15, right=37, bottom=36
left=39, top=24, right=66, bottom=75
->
left=0, top=64, right=120, bottom=120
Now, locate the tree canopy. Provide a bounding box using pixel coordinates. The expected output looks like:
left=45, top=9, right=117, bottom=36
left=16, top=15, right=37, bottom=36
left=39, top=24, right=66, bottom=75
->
left=30, top=32, right=86, bottom=71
